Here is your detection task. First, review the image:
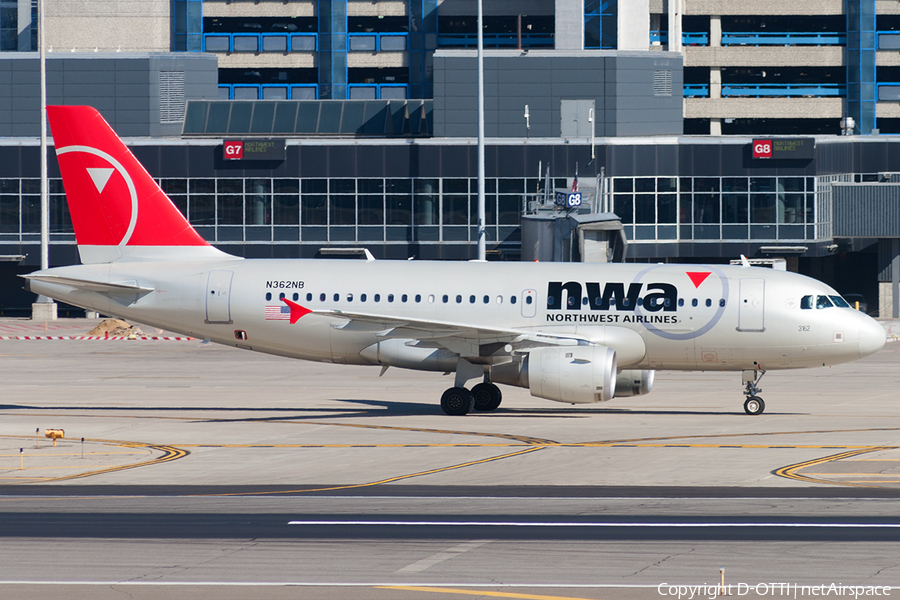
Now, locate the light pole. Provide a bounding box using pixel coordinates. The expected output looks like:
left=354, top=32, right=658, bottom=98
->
left=33, top=0, right=57, bottom=320
left=476, top=0, right=486, bottom=261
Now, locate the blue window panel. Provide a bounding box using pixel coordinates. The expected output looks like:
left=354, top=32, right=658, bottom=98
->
left=262, top=86, right=289, bottom=100
left=291, top=35, right=317, bottom=51
left=204, top=35, right=230, bottom=52
left=290, top=86, right=318, bottom=99
left=234, top=86, right=260, bottom=100
left=380, top=35, right=407, bottom=51
left=262, top=35, right=288, bottom=52
left=349, top=35, right=376, bottom=51
left=349, top=86, right=377, bottom=100
left=233, top=35, right=259, bottom=52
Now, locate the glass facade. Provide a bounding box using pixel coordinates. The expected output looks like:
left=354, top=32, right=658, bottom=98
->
left=0, top=179, right=73, bottom=240
left=611, top=176, right=820, bottom=242
left=0, top=173, right=849, bottom=249
left=0, top=177, right=525, bottom=247
left=172, top=0, right=203, bottom=52
left=0, top=0, right=35, bottom=51
left=585, top=0, right=617, bottom=49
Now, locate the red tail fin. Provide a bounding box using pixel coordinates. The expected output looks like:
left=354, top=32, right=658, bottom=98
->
left=48, top=106, right=228, bottom=264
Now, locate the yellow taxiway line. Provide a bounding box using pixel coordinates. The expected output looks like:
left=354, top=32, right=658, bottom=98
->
left=377, top=586, right=602, bottom=600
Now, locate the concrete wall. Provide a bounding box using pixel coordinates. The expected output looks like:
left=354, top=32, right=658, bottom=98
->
left=0, top=53, right=219, bottom=137
left=45, top=0, right=170, bottom=52
left=618, top=0, right=650, bottom=51
left=433, top=50, right=683, bottom=138
left=554, top=0, right=584, bottom=50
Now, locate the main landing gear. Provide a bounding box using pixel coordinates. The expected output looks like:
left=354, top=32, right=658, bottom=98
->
left=440, top=382, right=503, bottom=416
left=742, top=369, right=767, bottom=415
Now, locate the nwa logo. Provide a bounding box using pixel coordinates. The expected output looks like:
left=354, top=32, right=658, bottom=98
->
left=546, top=281, right=678, bottom=324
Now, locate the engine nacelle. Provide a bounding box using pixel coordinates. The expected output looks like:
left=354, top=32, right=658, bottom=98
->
left=359, top=338, right=458, bottom=372
left=614, top=369, right=655, bottom=397
left=526, top=345, right=617, bottom=404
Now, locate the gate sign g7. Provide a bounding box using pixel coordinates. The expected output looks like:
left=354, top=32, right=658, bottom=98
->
left=224, top=141, right=244, bottom=160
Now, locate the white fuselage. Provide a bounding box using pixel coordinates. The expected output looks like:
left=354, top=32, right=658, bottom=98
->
left=28, top=259, right=885, bottom=373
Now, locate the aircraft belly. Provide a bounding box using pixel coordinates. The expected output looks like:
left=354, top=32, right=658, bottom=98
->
left=328, top=326, right=376, bottom=365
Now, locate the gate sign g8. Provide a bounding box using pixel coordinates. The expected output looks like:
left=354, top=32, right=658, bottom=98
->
left=555, top=191, right=582, bottom=208
left=752, top=139, right=772, bottom=159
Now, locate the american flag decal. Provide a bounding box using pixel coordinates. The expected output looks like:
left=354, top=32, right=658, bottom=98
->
left=265, top=305, right=291, bottom=320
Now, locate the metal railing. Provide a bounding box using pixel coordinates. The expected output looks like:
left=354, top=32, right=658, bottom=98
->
left=218, top=84, right=318, bottom=100
left=683, top=84, right=710, bottom=98
left=721, top=83, right=846, bottom=97
left=348, top=33, right=408, bottom=52
left=347, top=84, right=409, bottom=100
left=649, top=31, right=710, bottom=46
left=721, top=32, right=845, bottom=46
left=878, top=31, right=900, bottom=50
left=437, top=33, right=554, bottom=48
left=203, top=33, right=318, bottom=53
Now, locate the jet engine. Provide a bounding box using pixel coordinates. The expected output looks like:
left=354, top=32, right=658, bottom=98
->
left=613, top=369, right=655, bottom=397
left=524, top=345, right=617, bottom=404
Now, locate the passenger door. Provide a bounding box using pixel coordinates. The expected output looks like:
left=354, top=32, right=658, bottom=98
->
left=738, top=278, right=765, bottom=332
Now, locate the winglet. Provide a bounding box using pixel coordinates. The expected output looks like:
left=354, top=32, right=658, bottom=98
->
left=281, top=297, right=312, bottom=324
left=740, top=254, right=751, bottom=268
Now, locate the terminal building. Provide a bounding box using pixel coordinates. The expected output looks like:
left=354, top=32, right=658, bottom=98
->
left=2, top=1, right=900, bottom=317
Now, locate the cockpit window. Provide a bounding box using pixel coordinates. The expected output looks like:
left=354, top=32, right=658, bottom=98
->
left=816, top=295, right=834, bottom=309
left=801, top=295, right=814, bottom=309
left=830, top=295, right=851, bottom=308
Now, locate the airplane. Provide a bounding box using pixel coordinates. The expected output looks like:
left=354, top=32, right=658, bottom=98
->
left=24, top=106, right=887, bottom=416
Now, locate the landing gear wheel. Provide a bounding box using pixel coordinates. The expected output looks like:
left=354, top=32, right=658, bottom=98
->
left=471, top=383, right=502, bottom=412
left=441, top=387, right=474, bottom=416
left=744, top=396, right=765, bottom=416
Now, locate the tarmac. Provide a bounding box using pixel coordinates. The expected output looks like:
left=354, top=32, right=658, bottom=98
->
left=2, top=317, right=900, bottom=489
left=2, top=317, right=900, bottom=600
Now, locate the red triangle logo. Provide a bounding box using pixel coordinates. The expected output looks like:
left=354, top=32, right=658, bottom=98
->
left=281, top=297, right=312, bottom=324
left=687, top=272, right=711, bottom=288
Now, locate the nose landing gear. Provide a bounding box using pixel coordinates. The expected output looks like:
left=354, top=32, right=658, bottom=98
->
left=742, top=369, right=766, bottom=415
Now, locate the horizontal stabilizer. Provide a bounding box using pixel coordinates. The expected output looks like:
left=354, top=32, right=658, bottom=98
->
left=22, top=274, right=155, bottom=297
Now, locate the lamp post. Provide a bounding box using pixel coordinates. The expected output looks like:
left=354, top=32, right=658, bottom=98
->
left=33, top=0, right=57, bottom=321
left=476, top=0, right=486, bottom=262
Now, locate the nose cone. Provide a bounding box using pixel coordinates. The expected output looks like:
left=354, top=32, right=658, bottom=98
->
left=859, top=317, right=887, bottom=358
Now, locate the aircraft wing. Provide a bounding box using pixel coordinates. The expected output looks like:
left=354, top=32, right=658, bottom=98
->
left=284, top=298, right=587, bottom=359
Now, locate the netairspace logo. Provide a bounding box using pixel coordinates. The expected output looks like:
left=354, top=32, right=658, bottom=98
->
left=658, top=583, right=893, bottom=599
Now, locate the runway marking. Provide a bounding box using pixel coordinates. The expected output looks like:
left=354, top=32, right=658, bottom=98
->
left=275, top=421, right=562, bottom=447
left=396, top=540, right=491, bottom=573
left=45, top=442, right=189, bottom=482
left=192, top=447, right=543, bottom=497
left=588, top=427, right=900, bottom=446
left=0, top=581, right=660, bottom=589
left=378, top=586, right=602, bottom=600
left=0, top=451, right=146, bottom=457
left=0, top=335, right=193, bottom=341
left=289, top=520, right=900, bottom=528
left=775, top=447, right=892, bottom=487
left=803, top=473, right=900, bottom=477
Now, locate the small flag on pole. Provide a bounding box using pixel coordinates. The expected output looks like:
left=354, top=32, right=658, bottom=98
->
left=571, top=167, right=578, bottom=193
left=264, top=305, right=291, bottom=320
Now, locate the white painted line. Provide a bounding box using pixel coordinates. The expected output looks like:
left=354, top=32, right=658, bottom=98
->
left=396, top=540, right=491, bottom=573
left=0, top=581, right=678, bottom=588
left=288, top=520, right=900, bottom=528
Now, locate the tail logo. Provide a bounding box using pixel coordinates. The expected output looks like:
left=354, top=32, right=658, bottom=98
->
left=56, top=144, right=138, bottom=247
left=86, top=168, right=114, bottom=193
